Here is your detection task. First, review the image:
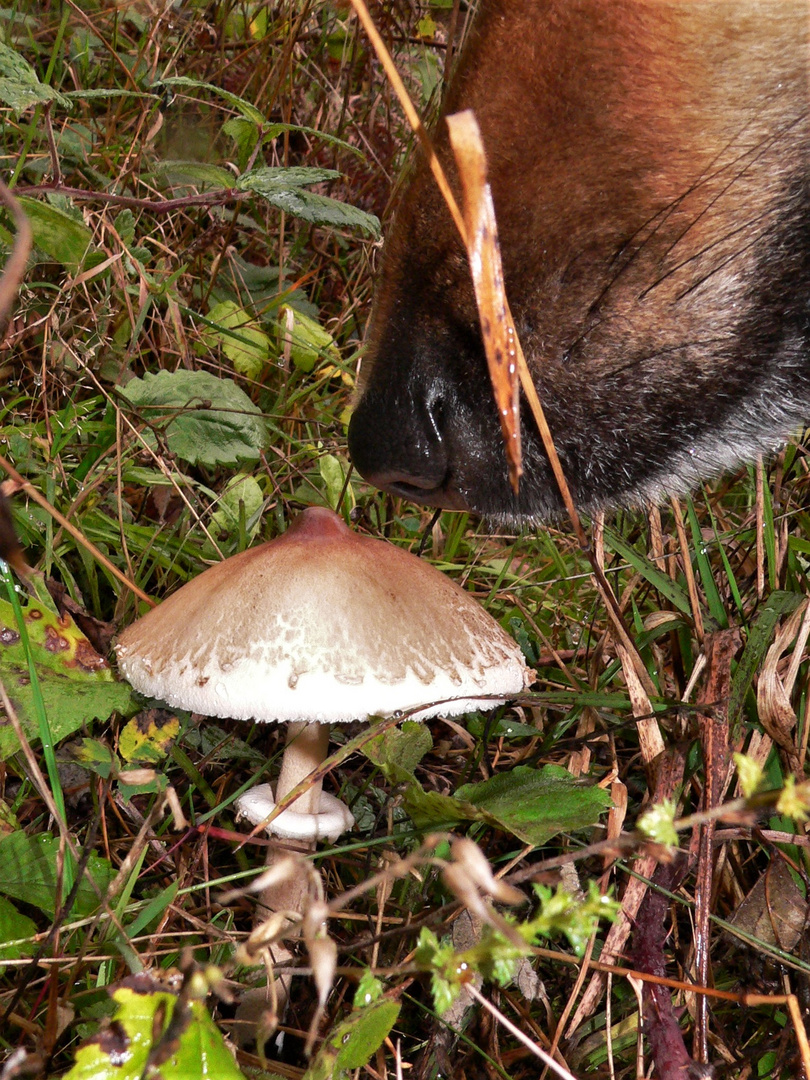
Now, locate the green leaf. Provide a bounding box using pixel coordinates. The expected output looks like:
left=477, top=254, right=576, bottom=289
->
left=456, top=765, right=612, bottom=847
left=466, top=713, right=540, bottom=739
left=363, top=723, right=478, bottom=829
left=240, top=165, right=341, bottom=189
left=363, top=721, right=432, bottom=777
left=362, top=727, right=604, bottom=838
left=158, top=75, right=266, bottom=124
left=306, top=998, right=401, bottom=1080
left=603, top=528, right=692, bottom=616
left=353, top=970, right=385, bottom=1008
left=0, top=43, right=71, bottom=113
left=278, top=305, right=338, bottom=373
left=204, top=300, right=271, bottom=378
left=319, top=454, right=349, bottom=511
left=72, top=737, right=117, bottom=778
left=0, top=895, right=37, bottom=959
left=153, top=160, right=237, bottom=189
left=119, top=369, right=269, bottom=467
left=209, top=473, right=264, bottom=542
left=0, top=830, right=114, bottom=918
left=223, top=116, right=259, bottom=171
left=64, top=975, right=248, bottom=1080
left=17, top=197, right=93, bottom=273
left=637, top=799, right=679, bottom=847
left=0, top=596, right=135, bottom=760
left=238, top=168, right=380, bottom=235
left=335, top=1000, right=400, bottom=1070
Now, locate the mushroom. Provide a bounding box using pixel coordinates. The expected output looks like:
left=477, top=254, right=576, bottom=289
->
left=116, top=505, right=531, bottom=849
left=116, top=505, right=531, bottom=1036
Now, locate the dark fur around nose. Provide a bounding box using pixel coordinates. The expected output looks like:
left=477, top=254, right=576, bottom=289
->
left=348, top=0, right=810, bottom=525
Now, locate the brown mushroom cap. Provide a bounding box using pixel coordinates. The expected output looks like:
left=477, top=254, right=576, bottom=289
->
left=116, top=506, right=530, bottom=722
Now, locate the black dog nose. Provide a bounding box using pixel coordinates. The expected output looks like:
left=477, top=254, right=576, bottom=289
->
left=348, top=383, right=460, bottom=506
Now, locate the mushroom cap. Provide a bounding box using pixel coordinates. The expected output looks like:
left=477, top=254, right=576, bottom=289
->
left=116, top=506, right=530, bottom=722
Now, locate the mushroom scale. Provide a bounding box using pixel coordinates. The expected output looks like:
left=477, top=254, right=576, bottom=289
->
left=115, top=506, right=531, bottom=723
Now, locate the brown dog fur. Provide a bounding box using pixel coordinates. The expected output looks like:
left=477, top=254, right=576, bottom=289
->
left=349, top=0, right=809, bottom=523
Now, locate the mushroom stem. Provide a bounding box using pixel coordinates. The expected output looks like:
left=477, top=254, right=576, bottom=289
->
left=256, top=721, right=330, bottom=918
left=275, top=720, right=329, bottom=816
left=236, top=723, right=333, bottom=1037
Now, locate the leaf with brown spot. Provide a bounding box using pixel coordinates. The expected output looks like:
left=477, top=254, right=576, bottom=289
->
left=0, top=596, right=134, bottom=760
left=119, top=709, right=179, bottom=764
left=62, top=981, right=247, bottom=1080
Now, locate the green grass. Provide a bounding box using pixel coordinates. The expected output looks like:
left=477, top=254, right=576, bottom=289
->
left=0, top=4, right=808, bottom=1079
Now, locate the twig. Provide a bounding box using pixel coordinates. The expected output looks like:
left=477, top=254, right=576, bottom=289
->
left=466, top=983, right=577, bottom=1080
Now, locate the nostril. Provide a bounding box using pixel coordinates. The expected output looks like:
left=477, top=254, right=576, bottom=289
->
left=348, top=379, right=451, bottom=495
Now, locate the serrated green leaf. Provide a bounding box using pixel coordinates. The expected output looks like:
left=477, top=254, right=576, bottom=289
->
left=0, top=596, right=135, bottom=760
left=238, top=169, right=379, bottom=235
left=64, top=976, right=248, bottom=1080
left=17, top=196, right=93, bottom=272
left=0, top=830, right=114, bottom=918
left=119, top=369, right=268, bottom=467
left=159, top=75, right=265, bottom=123
left=279, top=305, right=338, bottom=373
left=204, top=300, right=271, bottom=378
left=239, top=165, right=341, bottom=190
left=353, top=970, right=385, bottom=1008
left=153, top=160, right=237, bottom=189
left=0, top=43, right=71, bottom=112
left=0, top=895, right=37, bottom=959
left=278, top=304, right=339, bottom=371
left=456, top=765, right=611, bottom=847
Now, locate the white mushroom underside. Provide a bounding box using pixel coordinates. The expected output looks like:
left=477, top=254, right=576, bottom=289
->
left=115, top=646, right=525, bottom=722
left=235, top=783, right=354, bottom=842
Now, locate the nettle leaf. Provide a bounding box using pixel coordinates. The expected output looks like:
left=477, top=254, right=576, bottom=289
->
left=0, top=895, right=37, bottom=959
left=153, top=159, right=238, bottom=189
left=119, top=369, right=269, bottom=467
left=0, top=43, right=71, bottom=113
left=456, top=765, right=612, bottom=847
left=158, top=75, right=265, bottom=124
left=0, top=831, right=114, bottom=918
left=240, top=165, right=341, bottom=189
left=238, top=167, right=380, bottom=236
left=17, top=196, right=93, bottom=273
left=64, top=975, right=248, bottom=1080
left=0, top=596, right=134, bottom=760
left=204, top=299, right=271, bottom=378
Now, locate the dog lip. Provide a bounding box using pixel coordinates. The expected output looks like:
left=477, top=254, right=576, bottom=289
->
left=375, top=475, right=471, bottom=511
